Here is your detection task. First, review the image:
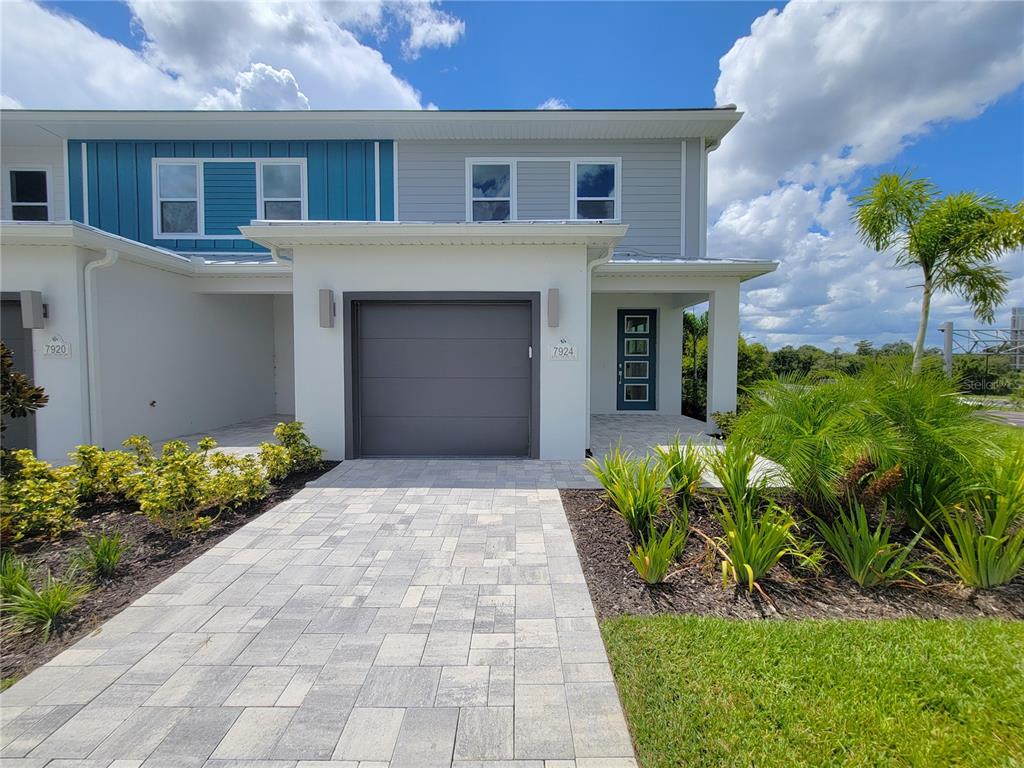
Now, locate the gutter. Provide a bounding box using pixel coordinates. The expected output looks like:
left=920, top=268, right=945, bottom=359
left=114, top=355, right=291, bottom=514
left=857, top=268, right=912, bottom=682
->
left=82, top=247, right=118, bottom=445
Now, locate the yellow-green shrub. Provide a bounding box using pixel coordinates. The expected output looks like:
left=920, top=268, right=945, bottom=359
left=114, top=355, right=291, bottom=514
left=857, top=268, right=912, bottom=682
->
left=274, top=421, right=323, bottom=473
left=0, top=450, right=79, bottom=541
left=131, top=440, right=216, bottom=534
left=208, top=452, right=269, bottom=508
left=68, top=445, right=138, bottom=503
left=258, top=442, right=292, bottom=482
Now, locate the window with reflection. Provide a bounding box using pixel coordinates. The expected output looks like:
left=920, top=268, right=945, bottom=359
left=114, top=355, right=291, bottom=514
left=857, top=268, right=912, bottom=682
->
left=156, top=162, right=199, bottom=235
left=575, top=162, right=616, bottom=219
left=261, top=162, right=303, bottom=220
left=471, top=163, right=512, bottom=221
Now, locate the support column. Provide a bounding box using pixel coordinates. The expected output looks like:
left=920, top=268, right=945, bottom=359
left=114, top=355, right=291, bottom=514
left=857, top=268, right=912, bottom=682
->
left=706, top=282, right=740, bottom=417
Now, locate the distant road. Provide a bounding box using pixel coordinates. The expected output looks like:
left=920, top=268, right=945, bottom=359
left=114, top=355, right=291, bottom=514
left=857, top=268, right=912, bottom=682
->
left=987, top=410, right=1024, bottom=428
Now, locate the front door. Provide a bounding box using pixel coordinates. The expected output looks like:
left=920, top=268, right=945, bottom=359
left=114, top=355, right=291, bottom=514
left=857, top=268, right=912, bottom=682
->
left=617, top=309, right=656, bottom=411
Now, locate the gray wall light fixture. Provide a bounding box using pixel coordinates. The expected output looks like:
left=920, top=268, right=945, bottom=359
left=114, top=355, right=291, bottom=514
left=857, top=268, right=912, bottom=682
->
left=319, top=289, right=335, bottom=328
left=20, top=290, right=45, bottom=329
left=547, top=288, right=560, bottom=328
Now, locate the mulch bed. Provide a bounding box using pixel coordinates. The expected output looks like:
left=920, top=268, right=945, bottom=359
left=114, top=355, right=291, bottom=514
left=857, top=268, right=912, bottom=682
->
left=1, top=461, right=339, bottom=682
left=561, top=489, right=1024, bottom=621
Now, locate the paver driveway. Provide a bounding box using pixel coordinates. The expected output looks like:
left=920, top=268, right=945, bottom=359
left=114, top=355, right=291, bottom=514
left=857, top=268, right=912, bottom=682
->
left=0, top=459, right=636, bottom=768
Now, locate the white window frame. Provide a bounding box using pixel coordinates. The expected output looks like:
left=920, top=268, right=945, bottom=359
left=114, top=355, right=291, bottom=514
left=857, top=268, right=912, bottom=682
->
left=3, top=165, right=52, bottom=222
left=624, top=338, right=649, bottom=357
left=256, top=159, right=309, bottom=222
left=623, top=361, right=649, bottom=379
left=151, top=157, right=309, bottom=240
left=623, top=383, right=649, bottom=402
left=571, top=158, right=621, bottom=222
left=152, top=159, right=202, bottom=238
left=466, top=159, right=517, bottom=222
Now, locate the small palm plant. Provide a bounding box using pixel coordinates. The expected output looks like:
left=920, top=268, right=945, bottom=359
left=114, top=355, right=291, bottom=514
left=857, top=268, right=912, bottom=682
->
left=817, top=501, right=925, bottom=588
left=929, top=445, right=1024, bottom=588
left=586, top=445, right=668, bottom=540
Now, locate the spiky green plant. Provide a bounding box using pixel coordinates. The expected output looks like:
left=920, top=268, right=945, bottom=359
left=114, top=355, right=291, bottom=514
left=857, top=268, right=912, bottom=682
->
left=714, top=500, right=800, bottom=593
left=705, top=438, right=774, bottom=513
left=817, top=502, right=925, bottom=588
left=628, top=519, right=689, bottom=585
left=3, top=569, right=90, bottom=640
left=655, top=438, right=705, bottom=507
left=0, top=551, right=30, bottom=599
left=586, top=446, right=667, bottom=541
left=76, top=533, right=128, bottom=580
left=928, top=445, right=1024, bottom=588
left=730, top=374, right=883, bottom=511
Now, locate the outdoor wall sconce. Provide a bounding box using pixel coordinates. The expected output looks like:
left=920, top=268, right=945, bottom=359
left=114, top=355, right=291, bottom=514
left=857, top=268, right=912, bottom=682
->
left=547, top=288, right=560, bottom=328
left=20, top=290, right=45, bottom=329
left=319, top=289, right=335, bottom=328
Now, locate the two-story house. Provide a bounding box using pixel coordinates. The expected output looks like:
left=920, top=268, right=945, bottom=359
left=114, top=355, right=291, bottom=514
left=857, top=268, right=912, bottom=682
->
left=0, top=109, right=775, bottom=463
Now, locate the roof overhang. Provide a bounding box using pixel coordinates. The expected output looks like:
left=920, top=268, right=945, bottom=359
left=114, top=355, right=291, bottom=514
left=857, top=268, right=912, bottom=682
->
left=0, top=221, right=289, bottom=277
left=0, top=108, right=741, bottom=144
left=596, top=259, right=778, bottom=282
left=240, top=221, right=630, bottom=256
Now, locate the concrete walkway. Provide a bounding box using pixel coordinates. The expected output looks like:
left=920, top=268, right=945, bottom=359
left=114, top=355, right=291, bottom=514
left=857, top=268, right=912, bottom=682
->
left=0, top=459, right=636, bottom=768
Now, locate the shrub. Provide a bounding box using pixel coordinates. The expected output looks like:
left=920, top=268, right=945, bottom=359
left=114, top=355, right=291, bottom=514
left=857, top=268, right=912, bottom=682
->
left=76, top=533, right=127, bottom=580
left=122, top=434, right=156, bottom=467
left=714, top=500, right=801, bottom=592
left=274, top=421, right=322, bottom=473
left=629, top=519, right=689, bottom=585
left=655, top=438, right=704, bottom=507
left=586, top=446, right=667, bottom=540
left=0, top=450, right=78, bottom=541
left=207, top=452, right=269, bottom=509
left=928, top=445, right=1024, bottom=588
left=69, top=445, right=138, bottom=503
left=705, top=439, right=773, bottom=514
left=3, top=569, right=90, bottom=640
left=0, top=551, right=31, bottom=598
left=258, top=442, right=292, bottom=482
left=730, top=374, right=880, bottom=511
left=710, top=411, right=738, bottom=439
left=817, top=502, right=925, bottom=588
left=130, top=439, right=217, bottom=534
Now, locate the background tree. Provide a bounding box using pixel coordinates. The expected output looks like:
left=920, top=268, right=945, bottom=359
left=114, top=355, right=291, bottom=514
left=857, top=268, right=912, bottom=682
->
left=853, top=173, right=1022, bottom=373
left=1, top=342, right=48, bottom=448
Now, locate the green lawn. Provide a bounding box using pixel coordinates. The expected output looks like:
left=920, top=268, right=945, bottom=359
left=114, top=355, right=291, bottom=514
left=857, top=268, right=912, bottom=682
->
left=602, top=616, right=1024, bottom=768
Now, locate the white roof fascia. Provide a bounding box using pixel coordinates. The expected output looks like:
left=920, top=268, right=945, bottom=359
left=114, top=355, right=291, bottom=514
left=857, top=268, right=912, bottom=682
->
left=595, top=259, right=778, bottom=281
left=240, top=220, right=630, bottom=250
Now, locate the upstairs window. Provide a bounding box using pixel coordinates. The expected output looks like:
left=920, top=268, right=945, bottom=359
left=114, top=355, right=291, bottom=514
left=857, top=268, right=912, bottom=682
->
left=156, top=162, right=199, bottom=236
left=260, top=162, right=304, bottom=220
left=470, top=162, right=512, bottom=221
left=7, top=169, right=49, bottom=221
left=574, top=162, right=617, bottom=220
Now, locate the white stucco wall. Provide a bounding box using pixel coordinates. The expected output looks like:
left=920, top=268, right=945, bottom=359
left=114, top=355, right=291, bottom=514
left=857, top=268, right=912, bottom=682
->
left=0, top=244, right=91, bottom=464
left=290, top=244, right=590, bottom=460
left=590, top=292, right=684, bottom=416
left=274, top=293, right=295, bottom=415
left=92, top=258, right=277, bottom=447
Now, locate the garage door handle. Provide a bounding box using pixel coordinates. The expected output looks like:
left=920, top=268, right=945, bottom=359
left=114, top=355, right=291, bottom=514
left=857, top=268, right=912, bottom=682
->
left=528, top=345, right=533, bottom=359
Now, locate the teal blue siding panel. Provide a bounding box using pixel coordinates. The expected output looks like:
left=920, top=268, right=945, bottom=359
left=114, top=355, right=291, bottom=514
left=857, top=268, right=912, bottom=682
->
left=203, top=162, right=257, bottom=236
left=115, top=143, right=139, bottom=241
left=379, top=141, right=395, bottom=221
left=73, top=138, right=379, bottom=255
left=327, top=141, right=346, bottom=219
left=345, top=142, right=365, bottom=220
left=68, top=141, right=84, bottom=222
left=307, top=142, right=327, bottom=220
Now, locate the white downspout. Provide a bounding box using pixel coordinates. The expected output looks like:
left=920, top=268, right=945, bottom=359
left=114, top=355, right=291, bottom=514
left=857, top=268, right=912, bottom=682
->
left=83, top=247, right=119, bottom=446
left=585, top=246, right=614, bottom=453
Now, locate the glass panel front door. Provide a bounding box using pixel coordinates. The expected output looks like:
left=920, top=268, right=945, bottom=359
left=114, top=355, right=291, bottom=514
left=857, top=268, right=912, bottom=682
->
left=617, top=309, right=656, bottom=410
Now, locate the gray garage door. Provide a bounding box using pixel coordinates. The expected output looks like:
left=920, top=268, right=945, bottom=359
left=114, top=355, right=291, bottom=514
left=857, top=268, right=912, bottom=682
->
left=355, top=301, right=533, bottom=457
left=1, top=299, right=36, bottom=452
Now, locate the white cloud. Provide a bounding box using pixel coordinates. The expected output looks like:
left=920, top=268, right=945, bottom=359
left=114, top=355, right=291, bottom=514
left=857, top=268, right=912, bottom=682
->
left=538, top=97, right=570, bottom=110
left=709, top=1, right=1024, bottom=349
left=0, top=0, right=466, bottom=110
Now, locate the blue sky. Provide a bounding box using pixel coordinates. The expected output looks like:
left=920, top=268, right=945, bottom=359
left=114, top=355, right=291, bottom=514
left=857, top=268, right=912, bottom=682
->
left=6, top=1, right=1024, bottom=348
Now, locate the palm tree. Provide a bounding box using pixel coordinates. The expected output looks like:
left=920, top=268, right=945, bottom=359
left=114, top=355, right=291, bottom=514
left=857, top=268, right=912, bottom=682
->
left=853, top=173, right=1023, bottom=373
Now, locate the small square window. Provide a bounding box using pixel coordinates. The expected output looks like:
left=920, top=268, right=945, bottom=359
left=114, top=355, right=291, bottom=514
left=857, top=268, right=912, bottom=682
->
left=624, top=361, right=648, bottom=379
left=160, top=201, right=198, bottom=234
left=8, top=169, right=49, bottom=221
left=624, top=339, right=649, bottom=356
left=264, top=200, right=302, bottom=220
left=260, top=162, right=304, bottom=221
left=624, top=384, right=648, bottom=401
left=575, top=162, right=616, bottom=220
left=470, top=162, right=512, bottom=221
left=158, top=164, right=198, bottom=198
left=155, top=162, right=199, bottom=235
left=624, top=315, right=649, bottom=334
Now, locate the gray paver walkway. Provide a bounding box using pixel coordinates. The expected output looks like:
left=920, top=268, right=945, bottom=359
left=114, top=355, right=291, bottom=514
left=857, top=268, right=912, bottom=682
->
left=0, top=459, right=637, bottom=768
